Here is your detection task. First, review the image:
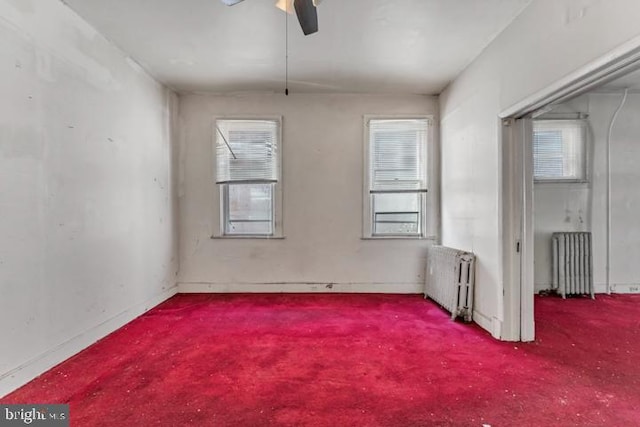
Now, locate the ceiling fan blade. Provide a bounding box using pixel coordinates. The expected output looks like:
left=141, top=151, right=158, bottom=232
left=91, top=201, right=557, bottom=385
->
left=293, top=0, right=318, bottom=35
left=221, top=0, right=244, bottom=5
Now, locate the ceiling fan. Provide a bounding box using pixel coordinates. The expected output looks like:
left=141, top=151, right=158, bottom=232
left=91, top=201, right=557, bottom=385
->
left=220, top=0, right=322, bottom=36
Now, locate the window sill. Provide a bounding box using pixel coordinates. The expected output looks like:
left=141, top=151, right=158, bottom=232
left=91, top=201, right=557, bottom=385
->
left=211, top=235, right=285, bottom=240
left=361, top=235, right=437, bottom=241
left=534, top=179, right=588, bottom=184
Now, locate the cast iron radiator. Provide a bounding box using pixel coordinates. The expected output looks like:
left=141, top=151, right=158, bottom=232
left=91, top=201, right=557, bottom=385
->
left=425, top=245, right=475, bottom=322
left=552, top=232, right=594, bottom=299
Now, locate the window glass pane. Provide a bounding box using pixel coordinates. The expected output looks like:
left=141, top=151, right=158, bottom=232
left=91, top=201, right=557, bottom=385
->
left=533, top=120, right=586, bottom=181
left=225, top=183, right=273, bottom=235
left=372, top=193, right=421, bottom=235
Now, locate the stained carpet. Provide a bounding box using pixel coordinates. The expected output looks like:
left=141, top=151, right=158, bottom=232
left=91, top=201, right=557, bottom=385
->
left=2, top=293, right=640, bottom=426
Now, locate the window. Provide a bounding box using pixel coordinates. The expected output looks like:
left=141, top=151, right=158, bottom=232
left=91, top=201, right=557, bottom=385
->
left=364, top=118, right=430, bottom=238
left=215, top=119, right=282, bottom=237
left=533, top=119, right=587, bottom=182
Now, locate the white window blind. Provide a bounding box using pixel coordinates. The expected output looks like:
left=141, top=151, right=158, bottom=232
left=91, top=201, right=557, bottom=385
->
left=216, top=120, right=279, bottom=184
left=369, top=119, right=428, bottom=192
left=533, top=119, right=586, bottom=181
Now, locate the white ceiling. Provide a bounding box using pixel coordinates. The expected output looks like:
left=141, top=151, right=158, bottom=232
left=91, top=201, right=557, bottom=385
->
left=62, top=0, right=532, bottom=94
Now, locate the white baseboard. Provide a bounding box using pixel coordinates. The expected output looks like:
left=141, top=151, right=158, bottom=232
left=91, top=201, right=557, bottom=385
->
left=541, top=283, right=640, bottom=294
left=178, top=282, right=424, bottom=294
left=535, top=283, right=552, bottom=293
left=0, top=286, right=178, bottom=398
left=472, top=309, right=502, bottom=339
left=595, top=283, right=608, bottom=294
left=607, top=283, right=640, bottom=294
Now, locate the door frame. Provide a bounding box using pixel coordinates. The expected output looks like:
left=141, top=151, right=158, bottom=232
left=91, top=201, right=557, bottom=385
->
left=499, top=36, right=640, bottom=342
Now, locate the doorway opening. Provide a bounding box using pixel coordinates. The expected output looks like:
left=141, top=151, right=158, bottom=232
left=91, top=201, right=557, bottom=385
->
left=500, top=40, right=640, bottom=342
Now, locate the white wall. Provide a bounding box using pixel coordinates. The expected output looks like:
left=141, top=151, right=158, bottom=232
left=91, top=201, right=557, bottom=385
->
left=534, top=93, right=640, bottom=293
left=440, top=0, right=640, bottom=338
left=178, top=94, right=438, bottom=293
left=0, top=0, right=178, bottom=395
left=594, top=93, right=640, bottom=292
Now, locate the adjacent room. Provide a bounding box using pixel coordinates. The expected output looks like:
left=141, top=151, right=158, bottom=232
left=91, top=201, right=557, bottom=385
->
left=533, top=70, right=640, bottom=297
left=2, top=0, right=640, bottom=425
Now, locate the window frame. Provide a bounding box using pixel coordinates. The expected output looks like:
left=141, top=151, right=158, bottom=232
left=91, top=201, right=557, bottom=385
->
left=212, top=116, right=284, bottom=239
left=362, top=115, right=437, bottom=240
left=532, top=119, right=588, bottom=184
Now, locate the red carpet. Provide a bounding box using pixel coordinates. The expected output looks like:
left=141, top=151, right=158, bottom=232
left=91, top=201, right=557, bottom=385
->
left=3, top=293, right=640, bottom=426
